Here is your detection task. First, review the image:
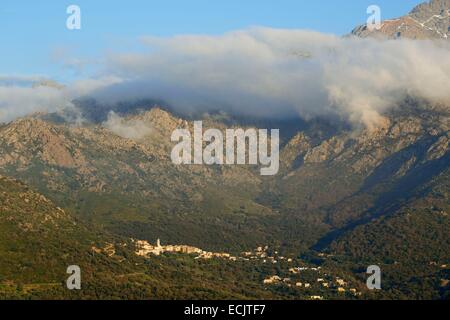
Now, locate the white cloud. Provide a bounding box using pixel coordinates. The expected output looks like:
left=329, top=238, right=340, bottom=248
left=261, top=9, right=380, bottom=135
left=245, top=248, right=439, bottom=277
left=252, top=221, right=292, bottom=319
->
left=0, top=85, right=70, bottom=122
left=103, top=111, right=153, bottom=140
left=69, top=76, right=124, bottom=97
left=0, top=76, right=124, bottom=123
left=96, top=27, right=450, bottom=128
left=2, top=27, right=450, bottom=128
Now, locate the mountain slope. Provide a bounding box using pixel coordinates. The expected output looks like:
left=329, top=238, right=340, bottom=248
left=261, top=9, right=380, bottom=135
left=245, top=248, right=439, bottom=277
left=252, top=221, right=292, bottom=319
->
left=0, top=175, right=133, bottom=298
left=1, top=101, right=448, bottom=256
left=352, top=0, right=450, bottom=40
left=0, top=175, right=302, bottom=300
left=1, top=92, right=449, bottom=300
left=0, top=109, right=277, bottom=252
left=324, top=167, right=450, bottom=299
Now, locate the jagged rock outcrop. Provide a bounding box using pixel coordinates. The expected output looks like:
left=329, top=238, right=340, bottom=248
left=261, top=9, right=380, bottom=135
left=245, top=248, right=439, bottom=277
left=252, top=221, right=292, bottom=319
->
left=352, top=0, right=450, bottom=40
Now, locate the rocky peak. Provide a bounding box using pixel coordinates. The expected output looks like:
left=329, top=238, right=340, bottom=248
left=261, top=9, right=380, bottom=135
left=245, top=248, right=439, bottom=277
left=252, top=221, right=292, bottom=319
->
left=411, top=0, right=450, bottom=17
left=1, top=117, right=62, bottom=144
left=351, top=0, right=450, bottom=40
left=131, top=107, right=187, bottom=137
left=142, top=107, right=181, bottom=125
left=0, top=117, right=86, bottom=169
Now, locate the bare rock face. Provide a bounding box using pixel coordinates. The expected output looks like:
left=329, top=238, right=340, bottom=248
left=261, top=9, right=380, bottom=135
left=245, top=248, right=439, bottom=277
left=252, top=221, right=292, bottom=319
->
left=0, top=118, right=87, bottom=169
left=304, top=137, right=346, bottom=164
left=351, top=0, right=450, bottom=40
left=427, top=133, right=450, bottom=160
left=281, top=133, right=312, bottom=168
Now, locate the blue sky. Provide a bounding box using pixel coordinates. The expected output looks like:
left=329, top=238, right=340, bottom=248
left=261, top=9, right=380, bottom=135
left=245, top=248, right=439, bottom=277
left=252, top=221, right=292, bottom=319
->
left=0, top=0, right=423, bottom=82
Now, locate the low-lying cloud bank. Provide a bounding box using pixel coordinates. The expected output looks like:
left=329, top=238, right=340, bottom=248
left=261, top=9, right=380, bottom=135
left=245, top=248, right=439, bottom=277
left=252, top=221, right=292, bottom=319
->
left=1, top=28, right=450, bottom=128
left=0, top=76, right=122, bottom=122
left=0, top=84, right=69, bottom=122
left=103, top=111, right=153, bottom=140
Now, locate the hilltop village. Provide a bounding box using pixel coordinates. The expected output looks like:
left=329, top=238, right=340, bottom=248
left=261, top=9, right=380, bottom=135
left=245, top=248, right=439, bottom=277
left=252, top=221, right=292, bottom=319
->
left=134, top=239, right=292, bottom=263
left=133, top=239, right=362, bottom=299
left=134, top=239, right=235, bottom=260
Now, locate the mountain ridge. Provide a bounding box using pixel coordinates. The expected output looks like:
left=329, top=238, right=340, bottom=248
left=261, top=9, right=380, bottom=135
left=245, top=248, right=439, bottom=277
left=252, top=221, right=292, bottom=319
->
left=352, top=0, right=450, bottom=40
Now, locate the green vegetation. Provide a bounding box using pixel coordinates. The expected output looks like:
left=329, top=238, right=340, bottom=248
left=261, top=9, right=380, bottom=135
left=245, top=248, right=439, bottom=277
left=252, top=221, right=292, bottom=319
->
left=0, top=104, right=449, bottom=299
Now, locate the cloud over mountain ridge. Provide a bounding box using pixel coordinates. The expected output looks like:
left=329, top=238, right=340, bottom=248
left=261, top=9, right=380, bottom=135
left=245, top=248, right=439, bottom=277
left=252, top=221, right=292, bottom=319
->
left=1, top=27, right=450, bottom=128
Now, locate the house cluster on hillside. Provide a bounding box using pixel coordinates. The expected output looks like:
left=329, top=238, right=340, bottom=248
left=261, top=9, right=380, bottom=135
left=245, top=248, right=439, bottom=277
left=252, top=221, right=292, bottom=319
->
left=241, top=246, right=292, bottom=264
left=263, top=267, right=361, bottom=298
